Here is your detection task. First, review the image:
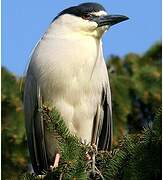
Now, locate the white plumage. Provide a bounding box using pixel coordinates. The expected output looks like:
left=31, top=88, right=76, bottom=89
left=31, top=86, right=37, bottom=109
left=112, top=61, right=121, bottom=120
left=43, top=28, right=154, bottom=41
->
left=29, top=14, right=110, bottom=142
left=24, top=2, right=128, bottom=174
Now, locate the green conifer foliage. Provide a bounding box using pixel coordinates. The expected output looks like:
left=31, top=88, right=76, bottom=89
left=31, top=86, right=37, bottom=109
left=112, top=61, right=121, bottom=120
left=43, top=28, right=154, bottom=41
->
left=22, top=107, right=161, bottom=180
left=2, top=67, right=28, bottom=179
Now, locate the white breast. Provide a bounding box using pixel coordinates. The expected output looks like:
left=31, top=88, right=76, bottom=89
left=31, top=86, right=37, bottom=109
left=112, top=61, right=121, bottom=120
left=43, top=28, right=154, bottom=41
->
left=30, top=22, right=108, bottom=143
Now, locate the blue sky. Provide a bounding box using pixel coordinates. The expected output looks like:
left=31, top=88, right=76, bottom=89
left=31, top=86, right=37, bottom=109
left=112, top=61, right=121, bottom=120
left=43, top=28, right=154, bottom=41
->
left=2, top=0, right=162, bottom=76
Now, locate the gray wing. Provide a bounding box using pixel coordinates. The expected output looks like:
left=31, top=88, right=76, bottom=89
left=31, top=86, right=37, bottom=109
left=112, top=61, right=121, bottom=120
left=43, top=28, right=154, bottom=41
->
left=92, top=84, right=112, bottom=151
left=24, top=69, right=49, bottom=174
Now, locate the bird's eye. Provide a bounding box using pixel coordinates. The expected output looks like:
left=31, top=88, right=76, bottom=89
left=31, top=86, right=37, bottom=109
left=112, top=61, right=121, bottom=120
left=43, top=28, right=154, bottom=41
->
left=82, top=14, right=91, bottom=20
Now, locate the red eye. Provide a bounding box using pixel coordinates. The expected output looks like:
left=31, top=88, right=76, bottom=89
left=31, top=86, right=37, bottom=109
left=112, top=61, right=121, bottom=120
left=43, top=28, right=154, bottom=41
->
left=82, top=14, right=91, bottom=20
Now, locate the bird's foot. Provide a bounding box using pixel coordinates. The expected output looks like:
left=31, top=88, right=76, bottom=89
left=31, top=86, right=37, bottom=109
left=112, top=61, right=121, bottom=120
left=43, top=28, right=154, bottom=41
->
left=50, top=153, right=60, bottom=171
left=91, top=144, right=97, bottom=177
left=36, top=175, right=46, bottom=179
left=86, top=144, right=97, bottom=170
left=86, top=144, right=104, bottom=179
left=85, top=152, right=92, bottom=161
left=91, top=143, right=97, bottom=151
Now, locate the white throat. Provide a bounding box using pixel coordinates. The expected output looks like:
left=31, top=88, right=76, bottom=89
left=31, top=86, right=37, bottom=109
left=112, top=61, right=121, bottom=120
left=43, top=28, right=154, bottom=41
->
left=47, top=14, right=108, bottom=39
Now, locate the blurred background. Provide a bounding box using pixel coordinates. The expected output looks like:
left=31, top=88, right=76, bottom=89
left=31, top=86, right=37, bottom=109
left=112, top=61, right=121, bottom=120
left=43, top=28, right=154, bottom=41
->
left=2, top=0, right=162, bottom=179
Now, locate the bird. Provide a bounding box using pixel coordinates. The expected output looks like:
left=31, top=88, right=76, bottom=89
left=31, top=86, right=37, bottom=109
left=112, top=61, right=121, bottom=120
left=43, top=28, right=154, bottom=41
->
left=24, top=2, right=129, bottom=175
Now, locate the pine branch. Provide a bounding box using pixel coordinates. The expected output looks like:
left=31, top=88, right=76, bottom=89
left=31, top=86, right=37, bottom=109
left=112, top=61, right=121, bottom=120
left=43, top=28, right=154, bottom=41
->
left=22, top=107, right=161, bottom=180
left=42, top=106, right=89, bottom=179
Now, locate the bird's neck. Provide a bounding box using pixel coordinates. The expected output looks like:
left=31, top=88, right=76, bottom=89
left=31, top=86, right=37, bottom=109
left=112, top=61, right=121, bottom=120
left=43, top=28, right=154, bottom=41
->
left=46, top=22, right=103, bottom=40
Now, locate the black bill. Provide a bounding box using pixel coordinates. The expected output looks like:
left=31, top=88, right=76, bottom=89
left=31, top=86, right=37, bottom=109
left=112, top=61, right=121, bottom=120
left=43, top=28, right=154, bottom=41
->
left=97, top=14, right=129, bottom=27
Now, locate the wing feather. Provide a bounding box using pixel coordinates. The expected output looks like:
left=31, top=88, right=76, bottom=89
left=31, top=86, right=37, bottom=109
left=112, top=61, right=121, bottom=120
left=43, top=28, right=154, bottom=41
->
left=96, top=85, right=112, bottom=151
left=24, top=70, right=48, bottom=174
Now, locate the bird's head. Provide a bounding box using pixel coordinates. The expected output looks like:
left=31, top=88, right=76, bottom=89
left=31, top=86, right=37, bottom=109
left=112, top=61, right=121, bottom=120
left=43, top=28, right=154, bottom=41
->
left=52, top=3, right=129, bottom=39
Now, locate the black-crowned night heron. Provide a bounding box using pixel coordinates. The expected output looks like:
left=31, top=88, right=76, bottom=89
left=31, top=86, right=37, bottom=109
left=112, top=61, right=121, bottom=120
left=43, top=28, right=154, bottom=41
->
left=24, top=2, right=129, bottom=175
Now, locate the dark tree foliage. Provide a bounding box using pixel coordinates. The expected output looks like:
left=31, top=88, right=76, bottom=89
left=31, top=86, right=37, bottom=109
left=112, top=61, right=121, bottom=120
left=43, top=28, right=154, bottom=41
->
left=1, top=42, right=161, bottom=179
left=22, top=107, right=161, bottom=180
left=108, top=42, right=161, bottom=142
left=1, top=67, right=28, bottom=179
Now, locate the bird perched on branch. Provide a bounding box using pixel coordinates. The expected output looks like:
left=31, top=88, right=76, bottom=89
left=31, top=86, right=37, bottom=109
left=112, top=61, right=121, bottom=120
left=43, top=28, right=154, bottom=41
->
left=24, top=2, right=129, bottom=175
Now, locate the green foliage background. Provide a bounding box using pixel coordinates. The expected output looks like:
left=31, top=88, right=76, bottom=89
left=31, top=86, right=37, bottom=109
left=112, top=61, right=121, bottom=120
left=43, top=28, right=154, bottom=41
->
left=1, top=43, right=162, bottom=179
